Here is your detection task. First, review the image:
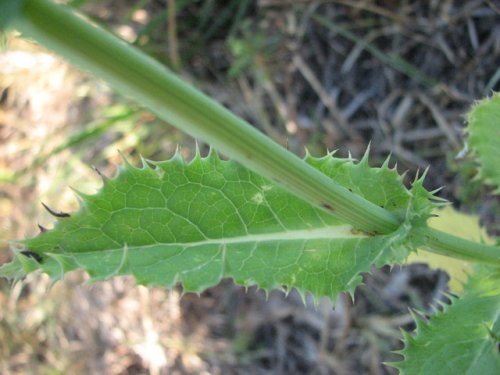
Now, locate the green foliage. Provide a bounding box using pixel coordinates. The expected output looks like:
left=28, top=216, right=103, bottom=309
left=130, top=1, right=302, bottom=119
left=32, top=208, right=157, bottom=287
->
left=1, top=151, right=437, bottom=300
left=393, top=265, right=500, bottom=375
left=392, top=93, right=500, bottom=373
left=468, top=93, right=500, bottom=193
left=1, top=1, right=499, bottom=373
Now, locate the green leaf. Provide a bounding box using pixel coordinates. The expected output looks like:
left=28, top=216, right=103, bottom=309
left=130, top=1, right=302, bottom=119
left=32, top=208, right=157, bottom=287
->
left=468, top=92, right=500, bottom=193
left=393, top=265, right=500, bottom=375
left=1, top=151, right=437, bottom=300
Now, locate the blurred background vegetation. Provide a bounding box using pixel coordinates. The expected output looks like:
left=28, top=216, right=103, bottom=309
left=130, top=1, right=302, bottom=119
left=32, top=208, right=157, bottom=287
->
left=1, top=0, right=499, bottom=374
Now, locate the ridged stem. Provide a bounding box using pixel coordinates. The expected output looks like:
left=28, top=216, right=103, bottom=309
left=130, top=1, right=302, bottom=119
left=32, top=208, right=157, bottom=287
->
left=6, top=0, right=399, bottom=234
left=417, top=228, right=500, bottom=264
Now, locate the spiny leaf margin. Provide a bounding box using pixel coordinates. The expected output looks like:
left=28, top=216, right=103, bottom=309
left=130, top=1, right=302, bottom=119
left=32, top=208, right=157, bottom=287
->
left=392, top=264, right=500, bottom=374
left=1, top=150, right=441, bottom=301
left=467, top=92, right=500, bottom=194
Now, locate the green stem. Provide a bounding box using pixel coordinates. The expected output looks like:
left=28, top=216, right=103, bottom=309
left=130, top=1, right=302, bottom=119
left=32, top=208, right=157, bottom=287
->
left=2, top=0, right=499, bottom=266
left=417, top=228, right=500, bottom=265
left=4, top=0, right=399, bottom=234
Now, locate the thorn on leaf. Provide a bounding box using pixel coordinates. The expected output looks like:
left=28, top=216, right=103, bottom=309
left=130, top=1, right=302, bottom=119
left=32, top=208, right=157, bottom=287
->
left=20, top=251, right=43, bottom=263
left=92, top=165, right=108, bottom=180
left=41, top=202, right=70, bottom=218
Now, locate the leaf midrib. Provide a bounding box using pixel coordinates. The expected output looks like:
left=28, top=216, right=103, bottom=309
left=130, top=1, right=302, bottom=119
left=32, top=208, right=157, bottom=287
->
left=59, top=225, right=364, bottom=255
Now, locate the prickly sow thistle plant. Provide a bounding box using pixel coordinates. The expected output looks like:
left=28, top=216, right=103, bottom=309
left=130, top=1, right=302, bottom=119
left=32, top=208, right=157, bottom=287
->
left=1, top=1, right=499, bottom=373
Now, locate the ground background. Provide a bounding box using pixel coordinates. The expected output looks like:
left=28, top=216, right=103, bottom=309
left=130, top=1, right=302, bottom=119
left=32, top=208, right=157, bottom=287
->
left=1, top=1, right=499, bottom=374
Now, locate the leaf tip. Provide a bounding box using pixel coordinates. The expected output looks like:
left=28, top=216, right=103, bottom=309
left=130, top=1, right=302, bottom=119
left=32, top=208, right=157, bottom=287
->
left=139, top=154, right=152, bottom=170
left=117, top=150, right=135, bottom=170
left=381, top=153, right=393, bottom=169
left=91, top=165, right=110, bottom=183
left=172, top=145, right=183, bottom=161
left=359, top=143, right=371, bottom=165
left=194, top=141, right=201, bottom=158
